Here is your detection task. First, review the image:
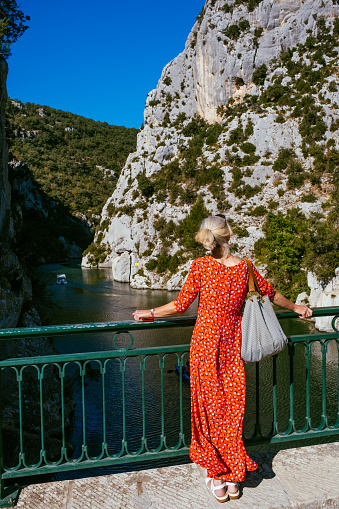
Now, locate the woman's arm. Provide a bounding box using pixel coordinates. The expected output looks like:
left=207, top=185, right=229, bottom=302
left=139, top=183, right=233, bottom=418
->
left=133, top=301, right=178, bottom=321
left=273, top=291, right=313, bottom=318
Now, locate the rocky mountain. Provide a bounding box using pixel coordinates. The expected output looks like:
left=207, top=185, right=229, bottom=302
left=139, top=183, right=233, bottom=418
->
left=82, top=0, right=339, bottom=314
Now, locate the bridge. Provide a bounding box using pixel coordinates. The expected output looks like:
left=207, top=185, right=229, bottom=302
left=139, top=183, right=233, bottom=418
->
left=0, top=307, right=338, bottom=507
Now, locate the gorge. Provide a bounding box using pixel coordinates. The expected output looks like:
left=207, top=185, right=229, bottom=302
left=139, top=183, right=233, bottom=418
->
left=82, top=0, right=339, bottom=326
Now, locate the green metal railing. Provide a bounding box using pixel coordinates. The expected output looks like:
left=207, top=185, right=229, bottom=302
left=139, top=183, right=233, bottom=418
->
left=0, top=307, right=338, bottom=506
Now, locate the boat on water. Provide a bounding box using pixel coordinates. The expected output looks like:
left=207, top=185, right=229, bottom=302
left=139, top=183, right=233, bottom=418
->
left=56, top=274, right=67, bottom=285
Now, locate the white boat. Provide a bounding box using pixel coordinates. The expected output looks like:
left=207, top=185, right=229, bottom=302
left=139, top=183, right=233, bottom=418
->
left=56, top=274, right=67, bottom=285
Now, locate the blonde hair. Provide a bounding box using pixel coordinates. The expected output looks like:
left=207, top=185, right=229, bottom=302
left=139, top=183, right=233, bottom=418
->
left=195, top=215, right=233, bottom=252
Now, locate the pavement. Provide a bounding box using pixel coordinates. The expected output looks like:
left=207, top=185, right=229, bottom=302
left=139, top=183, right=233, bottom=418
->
left=11, top=441, right=339, bottom=508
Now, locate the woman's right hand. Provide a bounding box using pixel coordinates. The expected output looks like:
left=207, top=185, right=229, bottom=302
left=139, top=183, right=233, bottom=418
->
left=133, top=309, right=152, bottom=321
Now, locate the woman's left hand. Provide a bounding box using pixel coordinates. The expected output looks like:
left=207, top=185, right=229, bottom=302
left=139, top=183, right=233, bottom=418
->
left=294, top=304, right=313, bottom=318
left=133, top=309, right=152, bottom=321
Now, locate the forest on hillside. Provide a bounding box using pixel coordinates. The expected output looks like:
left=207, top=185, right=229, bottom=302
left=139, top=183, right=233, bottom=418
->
left=7, top=100, right=138, bottom=222
left=6, top=100, right=138, bottom=266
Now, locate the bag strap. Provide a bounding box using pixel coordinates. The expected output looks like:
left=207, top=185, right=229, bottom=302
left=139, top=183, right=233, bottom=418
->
left=243, top=259, right=262, bottom=295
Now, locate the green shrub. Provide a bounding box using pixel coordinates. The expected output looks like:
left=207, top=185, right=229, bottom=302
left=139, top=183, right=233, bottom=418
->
left=239, top=20, right=250, bottom=31
left=250, top=205, right=267, bottom=216
left=163, top=76, right=172, bottom=86
left=252, top=64, right=267, bottom=86
left=244, top=120, right=254, bottom=137
left=272, top=148, right=296, bottom=171
left=233, top=226, right=249, bottom=237
left=268, top=201, right=279, bottom=210
left=234, top=77, right=245, bottom=88
left=106, top=203, right=116, bottom=217
left=301, top=194, right=317, bottom=203
left=145, top=259, right=157, bottom=271
left=176, top=196, right=209, bottom=253
left=275, top=114, right=285, bottom=123
left=222, top=4, right=231, bottom=13
left=227, top=126, right=244, bottom=145
left=286, top=160, right=306, bottom=189
left=225, top=25, right=241, bottom=40
left=329, top=81, right=337, bottom=92
left=162, top=112, right=171, bottom=127
left=255, top=208, right=339, bottom=299
left=241, top=154, right=260, bottom=166
left=240, top=142, right=256, bottom=154
left=137, top=173, right=154, bottom=198
left=261, top=83, right=289, bottom=103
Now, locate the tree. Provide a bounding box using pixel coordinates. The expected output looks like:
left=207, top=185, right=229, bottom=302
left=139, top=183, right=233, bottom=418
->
left=0, top=0, right=30, bottom=58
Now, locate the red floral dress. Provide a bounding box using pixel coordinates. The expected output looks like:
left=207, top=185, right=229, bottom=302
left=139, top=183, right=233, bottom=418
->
left=174, top=256, right=274, bottom=482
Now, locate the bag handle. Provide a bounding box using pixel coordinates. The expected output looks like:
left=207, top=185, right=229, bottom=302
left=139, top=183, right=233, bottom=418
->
left=243, top=259, right=262, bottom=295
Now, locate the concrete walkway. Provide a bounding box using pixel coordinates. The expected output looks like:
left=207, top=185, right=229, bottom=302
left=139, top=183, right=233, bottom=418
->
left=13, top=442, right=339, bottom=508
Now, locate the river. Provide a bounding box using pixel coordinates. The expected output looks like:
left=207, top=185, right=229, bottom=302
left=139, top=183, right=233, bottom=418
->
left=34, top=261, right=338, bottom=479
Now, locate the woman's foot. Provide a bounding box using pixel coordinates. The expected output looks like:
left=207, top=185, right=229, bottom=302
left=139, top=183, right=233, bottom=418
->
left=226, top=482, right=240, bottom=499
left=205, top=478, right=228, bottom=502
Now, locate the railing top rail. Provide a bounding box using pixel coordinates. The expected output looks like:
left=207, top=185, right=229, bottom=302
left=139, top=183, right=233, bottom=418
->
left=0, top=330, right=338, bottom=368
left=0, top=306, right=338, bottom=340
left=0, top=316, right=197, bottom=340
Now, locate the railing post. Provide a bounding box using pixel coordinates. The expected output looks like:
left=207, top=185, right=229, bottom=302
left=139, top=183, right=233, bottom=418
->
left=0, top=369, right=19, bottom=507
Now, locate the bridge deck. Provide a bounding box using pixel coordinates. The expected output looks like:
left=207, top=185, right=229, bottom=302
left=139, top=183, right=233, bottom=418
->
left=14, top=441, right=339, bottom=508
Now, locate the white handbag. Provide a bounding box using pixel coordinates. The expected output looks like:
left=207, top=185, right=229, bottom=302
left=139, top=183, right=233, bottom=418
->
left=241, top=259, right=288, bottom=363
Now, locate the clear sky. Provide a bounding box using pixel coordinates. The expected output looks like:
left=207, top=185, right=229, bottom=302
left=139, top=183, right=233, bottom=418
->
left=7, top=0, right=206, bottom=128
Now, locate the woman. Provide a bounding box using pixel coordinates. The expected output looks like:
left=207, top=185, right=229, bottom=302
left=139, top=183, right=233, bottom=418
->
left=133, top=215, right=312, bottom=502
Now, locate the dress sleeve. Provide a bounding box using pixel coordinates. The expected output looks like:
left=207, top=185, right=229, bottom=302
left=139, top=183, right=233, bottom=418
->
left=249, top=260, right=275, bottom=301
left=174, top=259, right=201, bottom=313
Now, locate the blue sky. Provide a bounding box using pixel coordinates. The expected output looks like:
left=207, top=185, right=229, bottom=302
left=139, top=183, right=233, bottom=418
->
left=8, top=0, right=206, bottom=128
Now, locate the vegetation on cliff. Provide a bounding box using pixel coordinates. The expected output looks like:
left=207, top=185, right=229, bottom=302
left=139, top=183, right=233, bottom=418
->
left=97, top=9, right=339, bottom=298
left=6, top=100, right=138, bottom=265
left=8, top=100, right=138, bottom=224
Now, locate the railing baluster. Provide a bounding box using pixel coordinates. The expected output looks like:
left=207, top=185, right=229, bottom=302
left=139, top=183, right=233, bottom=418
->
left=17, top=370, right=24, bottom=467
left=304, top=343, right=312, bottom=431
left=272, top=355, right=278, bottom=435
left=160, top=356, right=165, bottom=449
left=101, top=363, right=107, bottom=456
left=320, top=341, right=328, bottom=430
left=38, top=367, right=45, bottom=464
left=0, top=369, right=4, bottom=501
left=254, top=361, right=261, bottom=437
left=80, top=363, right=87, bottom=460
left=288, top=342, right=295, bottom=434
left=141, top=357, right=146, bottom=452
left=121, top=360, right=127, bottom=454
left=179, top=355, right=184, bottom=447
left=60, top=365, right=66, bottom=461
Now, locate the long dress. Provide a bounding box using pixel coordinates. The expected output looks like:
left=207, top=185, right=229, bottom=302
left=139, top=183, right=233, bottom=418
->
left=173, top=256, right=274, bottom=482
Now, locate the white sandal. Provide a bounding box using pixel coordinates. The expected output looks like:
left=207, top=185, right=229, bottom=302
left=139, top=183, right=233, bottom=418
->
left=205, top=477, right=229, bottom=503
left=226, top=481, right=240, bottom=500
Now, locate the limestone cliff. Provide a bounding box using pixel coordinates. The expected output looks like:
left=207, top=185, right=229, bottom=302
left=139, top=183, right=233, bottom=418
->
left=83, top=0, right=339, bottom=318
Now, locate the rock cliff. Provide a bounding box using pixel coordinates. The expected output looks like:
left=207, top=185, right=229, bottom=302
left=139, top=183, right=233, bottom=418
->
left=0, top=56, right=75, bottom=463
left=0, top=57, right=33, bottom=328
left=83, top=0, right=339, bottom=323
